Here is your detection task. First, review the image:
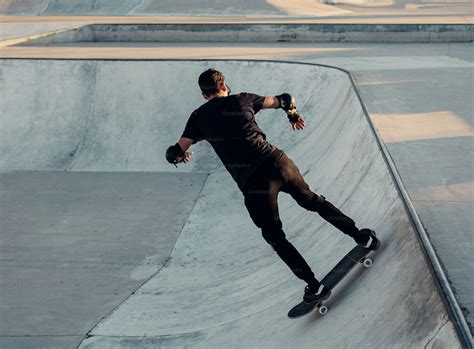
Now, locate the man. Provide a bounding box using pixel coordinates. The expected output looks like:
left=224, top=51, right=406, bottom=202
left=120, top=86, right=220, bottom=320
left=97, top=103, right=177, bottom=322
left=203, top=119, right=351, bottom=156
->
left=166, top=68, right=380, bottom=304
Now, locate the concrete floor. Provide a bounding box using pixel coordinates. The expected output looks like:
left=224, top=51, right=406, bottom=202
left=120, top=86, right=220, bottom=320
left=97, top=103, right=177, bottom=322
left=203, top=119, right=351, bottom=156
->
left=0, top=171, right=207, bottom=348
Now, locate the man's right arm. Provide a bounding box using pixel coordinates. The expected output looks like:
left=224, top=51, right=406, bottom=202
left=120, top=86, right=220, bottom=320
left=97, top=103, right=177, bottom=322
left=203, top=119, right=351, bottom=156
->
left=165, top=111, right=200, bottom=166
left=178, top=137, right=194, bottom=152
left=165, top=137, right=194, bottom=166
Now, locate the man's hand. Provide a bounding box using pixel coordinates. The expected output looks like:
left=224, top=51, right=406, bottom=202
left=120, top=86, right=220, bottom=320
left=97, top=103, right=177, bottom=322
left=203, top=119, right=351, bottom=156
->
left=287, top=108, right=305, bottom=131
left=178, top=151, right=193, bottom=164
left=166, top=143, right=191, bottom=166
left=291, top=117, right=305, bottom=131
left=166, top=139, right=195, bottom=167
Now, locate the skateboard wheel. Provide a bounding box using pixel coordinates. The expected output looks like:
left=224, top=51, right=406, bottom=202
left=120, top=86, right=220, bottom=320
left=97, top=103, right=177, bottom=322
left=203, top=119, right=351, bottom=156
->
left=363, top=258, right=373, bottom=268
left=319, top=305, right=328, bottom=315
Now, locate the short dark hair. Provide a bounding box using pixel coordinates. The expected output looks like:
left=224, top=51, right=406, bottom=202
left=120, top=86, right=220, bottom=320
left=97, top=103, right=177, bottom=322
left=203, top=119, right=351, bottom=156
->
left=198, top=68, right=224, bottom=96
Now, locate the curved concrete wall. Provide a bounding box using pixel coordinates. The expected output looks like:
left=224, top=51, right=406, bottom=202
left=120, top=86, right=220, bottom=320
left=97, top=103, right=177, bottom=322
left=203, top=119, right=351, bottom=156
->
left=0, top=60, right=461, bottom=348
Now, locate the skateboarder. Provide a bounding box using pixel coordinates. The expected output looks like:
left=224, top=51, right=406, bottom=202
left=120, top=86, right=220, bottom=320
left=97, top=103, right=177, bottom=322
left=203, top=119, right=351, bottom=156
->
left=166, top=68, right=380, bottom=304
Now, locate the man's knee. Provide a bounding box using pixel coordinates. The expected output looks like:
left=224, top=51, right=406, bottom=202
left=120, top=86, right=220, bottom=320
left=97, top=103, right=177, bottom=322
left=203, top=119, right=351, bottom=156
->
left=296, top=192, right=326, bottom=212
left=311, top=194, right=326, bottom=209
left=261, top=222, right=286, bottom=249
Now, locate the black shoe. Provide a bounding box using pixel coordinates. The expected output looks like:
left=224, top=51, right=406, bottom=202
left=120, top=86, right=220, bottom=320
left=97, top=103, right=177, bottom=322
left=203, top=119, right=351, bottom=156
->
left=356, top=229, right=380, bottom=251
left=303, top=284, right=331, bottom=304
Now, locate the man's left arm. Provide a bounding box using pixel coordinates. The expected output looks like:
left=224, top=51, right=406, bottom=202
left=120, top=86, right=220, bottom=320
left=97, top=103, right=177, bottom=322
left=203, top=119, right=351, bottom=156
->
left=262, top=95, right=305, bottom=131
left=262, top=96, right=280, bottom=109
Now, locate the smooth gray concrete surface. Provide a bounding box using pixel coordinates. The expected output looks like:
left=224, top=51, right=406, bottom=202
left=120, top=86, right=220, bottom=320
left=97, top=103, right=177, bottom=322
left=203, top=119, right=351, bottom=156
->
left=349, top=65, right=473, bottom=331
left=0, top=22, right=82, bottom=42
left=0, top=171, right=207, bottom=347
left=414, top=201, right=474, bottom=323
left=0, top=59, right=462, bottom=347
left=0, top=336, right=84, bottom=349
left=130, top=0, right=283, bottom=16
left=0, top=1, right=143, bottom=16
left=0, top=1, right=282, bottom=16
left=0, top=0, right=472, bottom=16
left=385, top=137, right=473, bottom=194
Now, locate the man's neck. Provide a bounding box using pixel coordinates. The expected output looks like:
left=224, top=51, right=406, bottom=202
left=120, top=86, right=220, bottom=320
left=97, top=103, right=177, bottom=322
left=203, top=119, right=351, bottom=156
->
left=208, top=91, right=228, bottom=100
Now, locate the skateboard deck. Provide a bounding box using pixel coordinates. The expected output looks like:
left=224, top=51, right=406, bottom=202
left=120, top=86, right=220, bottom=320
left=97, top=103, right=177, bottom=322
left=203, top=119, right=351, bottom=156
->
left=288, top=244, right=374, bottom=319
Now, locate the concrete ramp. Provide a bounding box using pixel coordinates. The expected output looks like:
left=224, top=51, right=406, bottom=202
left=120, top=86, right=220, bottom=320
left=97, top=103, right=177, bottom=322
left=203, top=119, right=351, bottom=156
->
left=0, top=60, right=462, bottom=348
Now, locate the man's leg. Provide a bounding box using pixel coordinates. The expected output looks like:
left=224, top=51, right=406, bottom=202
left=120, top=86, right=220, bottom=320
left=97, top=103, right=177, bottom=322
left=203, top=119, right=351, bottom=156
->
left=243, top=170, right=320, bottom=288
left=276, top=152, right=365, bottom=242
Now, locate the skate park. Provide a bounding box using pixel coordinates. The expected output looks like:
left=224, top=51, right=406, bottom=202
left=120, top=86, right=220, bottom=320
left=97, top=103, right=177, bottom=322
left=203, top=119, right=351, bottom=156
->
left=0, top=2, right=473, bottom=349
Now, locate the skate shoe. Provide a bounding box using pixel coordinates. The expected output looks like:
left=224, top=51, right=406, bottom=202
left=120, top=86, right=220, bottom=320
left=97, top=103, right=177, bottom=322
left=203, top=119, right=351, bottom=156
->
left=356, top=228, right=380, bottom=251
left=303, top=283, right=331, bottom=304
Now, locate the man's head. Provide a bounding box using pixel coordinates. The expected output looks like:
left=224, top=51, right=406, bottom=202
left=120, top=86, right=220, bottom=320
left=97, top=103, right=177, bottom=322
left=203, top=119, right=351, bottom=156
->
left=198, top=68, right=230, bottom=100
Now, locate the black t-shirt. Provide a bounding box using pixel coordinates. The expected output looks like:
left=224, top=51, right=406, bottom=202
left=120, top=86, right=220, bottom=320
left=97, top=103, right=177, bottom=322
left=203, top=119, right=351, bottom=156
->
left=181, top=92, right=276, bottom=191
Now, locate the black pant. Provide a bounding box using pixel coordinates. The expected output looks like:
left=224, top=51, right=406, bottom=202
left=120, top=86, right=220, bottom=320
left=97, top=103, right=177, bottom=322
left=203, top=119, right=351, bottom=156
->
left=243, top=148, right=361, bottom=286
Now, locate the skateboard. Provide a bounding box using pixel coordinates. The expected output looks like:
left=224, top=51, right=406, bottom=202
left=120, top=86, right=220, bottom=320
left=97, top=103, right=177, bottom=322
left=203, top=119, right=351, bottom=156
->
left=288, top=244, right=375, bottom=319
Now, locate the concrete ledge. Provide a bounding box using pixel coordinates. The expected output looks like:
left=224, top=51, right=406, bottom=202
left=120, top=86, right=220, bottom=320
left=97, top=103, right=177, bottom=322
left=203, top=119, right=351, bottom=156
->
left=17, top=23, right=474, bottom=45
left=0, top=26, right=80, bottom=46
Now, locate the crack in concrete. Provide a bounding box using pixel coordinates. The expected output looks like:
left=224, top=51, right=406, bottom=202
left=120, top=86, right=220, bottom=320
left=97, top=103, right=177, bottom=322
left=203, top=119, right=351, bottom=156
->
left=75, top=173, right=210, bottom=349
left=423, top=319, right=450, bottom=349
